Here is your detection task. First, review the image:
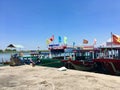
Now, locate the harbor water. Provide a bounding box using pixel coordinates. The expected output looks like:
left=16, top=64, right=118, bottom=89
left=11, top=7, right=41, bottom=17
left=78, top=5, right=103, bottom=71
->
left=0, top=53, right=11, bottom=62
left=0, top=52, right=30, bottom=62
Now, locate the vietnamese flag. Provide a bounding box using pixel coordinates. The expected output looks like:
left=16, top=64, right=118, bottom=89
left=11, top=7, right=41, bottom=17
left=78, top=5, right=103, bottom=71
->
left=112, top=34, right=120, bottom=44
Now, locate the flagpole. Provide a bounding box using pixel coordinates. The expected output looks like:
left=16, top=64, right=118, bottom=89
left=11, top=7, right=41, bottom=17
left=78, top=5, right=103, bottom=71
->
left=52, top=35, right=54, bottom=45
left=111, top=32, right=113, bottom=58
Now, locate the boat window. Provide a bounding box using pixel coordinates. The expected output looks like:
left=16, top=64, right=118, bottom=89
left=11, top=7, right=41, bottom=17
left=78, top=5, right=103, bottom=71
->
left=98, top=48, right=120, bottom=59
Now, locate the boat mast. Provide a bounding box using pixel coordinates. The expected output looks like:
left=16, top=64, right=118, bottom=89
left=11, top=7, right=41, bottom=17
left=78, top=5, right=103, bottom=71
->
left=111, top=32, right=113, bottom=58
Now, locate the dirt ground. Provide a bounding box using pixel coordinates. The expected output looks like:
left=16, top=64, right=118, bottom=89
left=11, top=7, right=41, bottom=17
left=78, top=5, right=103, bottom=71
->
left=0, top=65, right=120, bottom=90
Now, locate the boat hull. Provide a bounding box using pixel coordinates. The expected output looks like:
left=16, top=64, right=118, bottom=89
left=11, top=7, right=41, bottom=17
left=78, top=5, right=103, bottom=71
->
left=93, top=58, right=120, bottom=75
left=38, top=59, right=63, bottom=68
left=62, top=60, right=94, bottom=71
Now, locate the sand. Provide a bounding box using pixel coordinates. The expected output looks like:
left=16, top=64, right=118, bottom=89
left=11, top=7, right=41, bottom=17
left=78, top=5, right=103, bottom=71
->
left=0, top=65, right=120, bottom=90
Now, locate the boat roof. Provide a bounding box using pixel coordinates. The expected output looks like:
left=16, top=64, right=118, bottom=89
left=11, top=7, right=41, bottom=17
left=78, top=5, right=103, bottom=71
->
left=99, top=45, right=120, bottom=50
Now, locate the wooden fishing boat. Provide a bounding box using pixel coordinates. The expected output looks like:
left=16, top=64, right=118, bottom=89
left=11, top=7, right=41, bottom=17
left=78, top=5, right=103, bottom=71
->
left=93, top=46, right=120, bottom=75
left=61, top=46, right=100, bottom=71
left=9, top=44, right=66, bottom=67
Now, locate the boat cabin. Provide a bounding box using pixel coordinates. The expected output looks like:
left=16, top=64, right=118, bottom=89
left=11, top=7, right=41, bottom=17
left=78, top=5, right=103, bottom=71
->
left=48, top=44, right=67, bottom=59
left=93, top=46, right=120, bottom=75
left=97, top=46, right=120, bottom=59
left=63, top=46, right=100, bottom=61
left=61, top=46, right=100, bottom=71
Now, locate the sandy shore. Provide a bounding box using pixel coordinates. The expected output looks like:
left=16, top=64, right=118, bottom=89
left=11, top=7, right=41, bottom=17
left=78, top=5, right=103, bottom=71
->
left=0, top=65, right=120, bottom=90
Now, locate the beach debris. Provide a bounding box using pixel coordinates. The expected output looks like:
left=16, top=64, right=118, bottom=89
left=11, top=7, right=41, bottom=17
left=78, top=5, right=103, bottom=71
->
left=58, top=67, right=67, bottom=71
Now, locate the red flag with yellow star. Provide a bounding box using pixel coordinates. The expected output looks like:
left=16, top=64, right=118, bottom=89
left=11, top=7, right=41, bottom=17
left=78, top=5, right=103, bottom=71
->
left=112, top=34, right=120, bottom=45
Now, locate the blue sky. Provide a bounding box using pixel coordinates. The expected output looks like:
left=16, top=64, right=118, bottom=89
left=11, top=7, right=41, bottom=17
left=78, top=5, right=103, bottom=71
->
left=0, top=0, right=120, bottom=50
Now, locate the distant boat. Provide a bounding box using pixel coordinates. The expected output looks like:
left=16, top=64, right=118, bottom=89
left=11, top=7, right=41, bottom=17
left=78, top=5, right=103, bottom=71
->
left=9, top=45, right=66, bottom=67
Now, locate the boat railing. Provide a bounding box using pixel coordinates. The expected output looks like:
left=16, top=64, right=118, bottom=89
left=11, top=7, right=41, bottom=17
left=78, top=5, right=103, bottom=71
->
left=97, top=55, right=120, bottom=60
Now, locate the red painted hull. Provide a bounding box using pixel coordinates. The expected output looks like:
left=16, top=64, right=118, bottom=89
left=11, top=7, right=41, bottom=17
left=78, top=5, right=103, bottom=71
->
left=61, top=60, right=94, bottom=71
left=62, top=58, right=120, bottom=75
left=93, top=58, right=120, bottom=75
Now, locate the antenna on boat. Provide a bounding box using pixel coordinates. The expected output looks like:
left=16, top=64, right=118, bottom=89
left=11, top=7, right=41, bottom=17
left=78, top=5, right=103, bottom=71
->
left=111, top=32, right=113, bottom=58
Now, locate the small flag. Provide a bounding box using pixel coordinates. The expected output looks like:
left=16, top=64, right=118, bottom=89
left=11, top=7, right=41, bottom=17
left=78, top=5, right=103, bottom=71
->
left=83, top=39, right=88, bottom=44
left=112, top=34, right=120, bottom=45
left=93, top=38, right=97, bottom=45
left=58, top=36, right=62, bottom=43
left=49, top=35, right=54, bottom=41
left=64, top=36, right=67, bottom=44
left=46, top=39, right=51, bottom=45
left=73, top=42, right=75, bottom=47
